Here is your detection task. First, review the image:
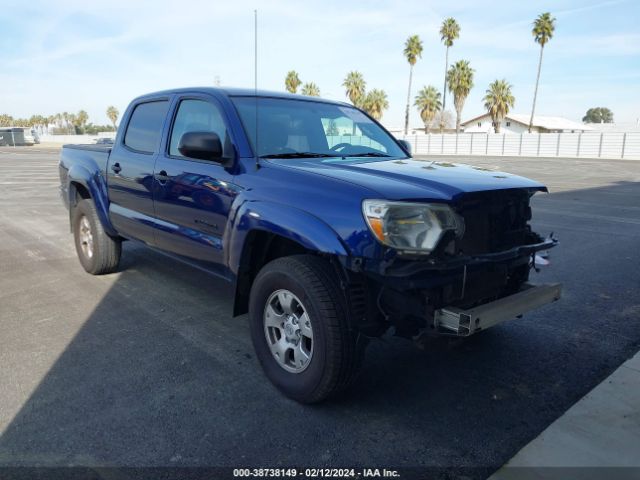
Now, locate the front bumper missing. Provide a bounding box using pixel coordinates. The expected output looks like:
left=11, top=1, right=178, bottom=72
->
left=434, top=283, right=562, bottom=336
left=377, top=238, right=558, bottom=277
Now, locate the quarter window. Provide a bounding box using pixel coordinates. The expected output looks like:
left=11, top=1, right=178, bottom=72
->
left=169, top=99, right=230, bottom=158
left=124, top=101, right=169, bottom=153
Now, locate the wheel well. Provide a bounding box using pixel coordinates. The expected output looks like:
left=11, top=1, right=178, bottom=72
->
left=67, top=182, right=91, bottom=231
left=233, top=231, right=311, bottom=316
left=72, top=182, right=91, bottom=204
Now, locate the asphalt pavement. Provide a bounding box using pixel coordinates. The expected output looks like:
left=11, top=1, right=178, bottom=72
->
left=0, top=147, right=639, bottom=478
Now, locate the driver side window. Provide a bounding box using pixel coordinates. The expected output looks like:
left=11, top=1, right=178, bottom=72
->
left=169, top=99, right=230, bottom=158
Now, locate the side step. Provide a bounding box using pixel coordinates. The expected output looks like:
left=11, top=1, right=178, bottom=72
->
left=434, top=283, right=562, bottom=336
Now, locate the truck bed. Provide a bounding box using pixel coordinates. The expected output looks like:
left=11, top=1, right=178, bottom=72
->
left=59, top=144, right=112, bottom=213
left=62, top=143, right=112, bottom=153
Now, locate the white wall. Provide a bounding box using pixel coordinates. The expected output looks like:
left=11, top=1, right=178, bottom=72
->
left=39, top=133, right=116, bottom=144
left=397, top=132, right=640, bottom=160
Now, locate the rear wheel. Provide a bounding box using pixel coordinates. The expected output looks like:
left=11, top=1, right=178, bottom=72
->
left=72, top=199, right=121, bottom=275
left=249, top=255, right=362, bottom=403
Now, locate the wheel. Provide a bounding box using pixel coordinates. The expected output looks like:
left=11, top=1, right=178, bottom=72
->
left=72, top=199, right=121, bottom=275
left=249, top=255, right=362, bottom=403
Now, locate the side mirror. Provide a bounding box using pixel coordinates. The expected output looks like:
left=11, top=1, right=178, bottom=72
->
left=178, top=131, right=223, bottom=162
left=397, top=139, right=412, bottom=155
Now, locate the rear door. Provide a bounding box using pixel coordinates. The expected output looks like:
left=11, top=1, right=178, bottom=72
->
left=106, top=99, right=170, bottom=245
left=151, top=95, right=240, bottom=271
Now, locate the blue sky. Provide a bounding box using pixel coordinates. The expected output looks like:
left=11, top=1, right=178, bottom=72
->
left=2, top=0, right=639, bottom=127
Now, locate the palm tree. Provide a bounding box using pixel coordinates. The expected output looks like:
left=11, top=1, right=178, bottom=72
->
left=414, top=86, right=442, bottom=133
left=342, top=71, right=366, bottom=108
left=106, top=106, right=119, bottom=129
left=363, top=89, right=389, bottom=120
left=76, top=110, right=89, bottom=128
left=285, top=70, right=302, bottom=94
left=403, top=35, right=423, bottom=135
left=439, top=18, right=460, bottom=132
left=529, top=12, right=556, bottom=133
left=66, top=113, right=78, bottom=133
left=301, top=82, right=320, bottom=97
left=446, top=60, right=474, bottom=133
left=0, top=114, right=13, bottom=127
left=483, top=79, right=515, bottom=133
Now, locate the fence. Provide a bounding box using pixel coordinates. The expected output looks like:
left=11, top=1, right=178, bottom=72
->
left=38, top=133, right=116, bottom=144
left=398, top=132, right=640, bottom=160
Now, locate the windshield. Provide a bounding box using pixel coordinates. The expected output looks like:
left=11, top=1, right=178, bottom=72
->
left=231, top=97, right=407, bottom=159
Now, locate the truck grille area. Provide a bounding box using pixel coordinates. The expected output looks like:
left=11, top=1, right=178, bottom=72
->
left=455, top=189, right=540, bottom=255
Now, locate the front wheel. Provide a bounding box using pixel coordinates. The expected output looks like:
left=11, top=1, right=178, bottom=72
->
left=249, top=255, right=362, bottom=403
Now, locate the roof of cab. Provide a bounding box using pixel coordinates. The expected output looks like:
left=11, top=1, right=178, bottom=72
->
left=132, top=87, right=350, bottom=106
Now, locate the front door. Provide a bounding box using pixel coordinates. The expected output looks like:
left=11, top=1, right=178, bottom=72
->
left=152, top=97, right=240, bottom=271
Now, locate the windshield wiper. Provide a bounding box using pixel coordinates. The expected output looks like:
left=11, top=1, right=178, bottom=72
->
left=260, top=152, right=334, bottom=159
left=341, top=152, right=391, bottom=157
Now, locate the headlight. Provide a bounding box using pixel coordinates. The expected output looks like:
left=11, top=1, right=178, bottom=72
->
left=362, top=200, right=464, bottom=253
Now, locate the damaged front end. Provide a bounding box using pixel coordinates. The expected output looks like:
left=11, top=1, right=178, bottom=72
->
left=346, top=188, right=561, bottom=339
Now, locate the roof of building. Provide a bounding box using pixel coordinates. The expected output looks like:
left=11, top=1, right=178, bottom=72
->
left=461, top=113, right=592, bottom=131
left=584, top=121, right=640, bottom=132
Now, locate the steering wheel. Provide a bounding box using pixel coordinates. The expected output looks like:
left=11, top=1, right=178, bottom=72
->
left=329, top=143, right=352, bottom=153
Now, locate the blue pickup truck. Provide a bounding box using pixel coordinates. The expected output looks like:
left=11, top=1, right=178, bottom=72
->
left=59, top=87, right=560, bottom=403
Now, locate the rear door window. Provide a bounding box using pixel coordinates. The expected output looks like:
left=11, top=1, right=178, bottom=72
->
left=124, top=100, right=169, bottom=153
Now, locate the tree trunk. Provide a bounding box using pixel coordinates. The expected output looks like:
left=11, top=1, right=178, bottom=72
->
left=441, top=46, right=449, bottom=133
left=455, top=106, right=461, bottom=133
left=404, top=65, right=414, bottom=135
left=529, top=45, right=544, bottom=133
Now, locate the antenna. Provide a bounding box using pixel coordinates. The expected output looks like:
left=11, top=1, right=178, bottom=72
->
left=254, top=9, right=260, bottom=169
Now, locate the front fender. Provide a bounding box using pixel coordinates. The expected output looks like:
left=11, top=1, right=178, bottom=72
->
left=67, top=164, right=117, bottom=237
left=226, top=200, right=350, bottom=277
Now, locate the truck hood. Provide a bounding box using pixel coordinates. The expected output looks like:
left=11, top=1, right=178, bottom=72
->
left=270, top=158, right=547, bottom=201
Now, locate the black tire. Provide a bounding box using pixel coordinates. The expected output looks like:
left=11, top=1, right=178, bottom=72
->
left=249, top=255, right=362, bottom=403
left=72, top=199, right=121, bottom=275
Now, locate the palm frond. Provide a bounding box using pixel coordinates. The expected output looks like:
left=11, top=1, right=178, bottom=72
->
left=440, top=18, right=460, bottom=47
left=532, top=12, right=556, bottom=46
left=403, top=35, right=423, bottom=66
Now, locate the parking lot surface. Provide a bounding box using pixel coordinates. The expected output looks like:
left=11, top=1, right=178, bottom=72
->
left=1, top=147, right=639, bottom=477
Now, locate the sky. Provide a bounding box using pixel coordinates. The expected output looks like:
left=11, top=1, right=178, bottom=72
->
left=1, top=0, right=639, bottom=128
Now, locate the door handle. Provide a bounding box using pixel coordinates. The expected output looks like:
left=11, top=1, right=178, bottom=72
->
left=156, top=170, right=170, bottom=185
left=111, top=162, right=121, bottom=174
left=156, top=170, right=170, bottom=180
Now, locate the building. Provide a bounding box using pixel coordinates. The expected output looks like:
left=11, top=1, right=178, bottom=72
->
left=0, top=127, right=36, bottom=146
left=584, top=120, right=640, bottom=133
left=461, top=113, right=593, bottom=134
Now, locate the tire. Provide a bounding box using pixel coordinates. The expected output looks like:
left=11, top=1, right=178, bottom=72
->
left=72, top=199, right=121, bottom=275
left=249, top=255, right=362, bottom=403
